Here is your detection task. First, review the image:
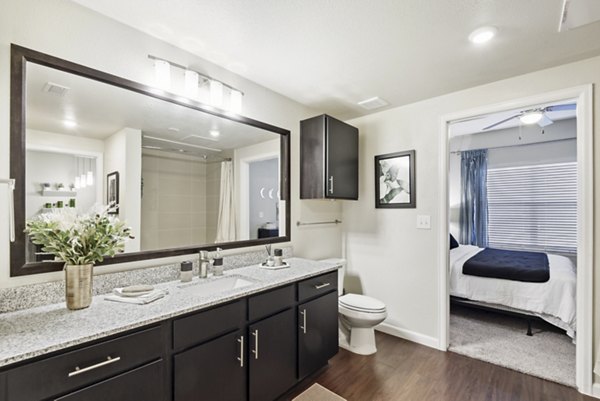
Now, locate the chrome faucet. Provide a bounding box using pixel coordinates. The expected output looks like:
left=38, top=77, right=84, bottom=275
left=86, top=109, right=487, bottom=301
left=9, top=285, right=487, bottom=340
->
left=199, top=250, right=210, bottom=278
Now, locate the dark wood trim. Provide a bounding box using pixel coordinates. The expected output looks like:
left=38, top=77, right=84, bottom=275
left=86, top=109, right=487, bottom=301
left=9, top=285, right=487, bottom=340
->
left=374, top=149, right=416, bottom=209
left=9, top=44, right=292, bottom=276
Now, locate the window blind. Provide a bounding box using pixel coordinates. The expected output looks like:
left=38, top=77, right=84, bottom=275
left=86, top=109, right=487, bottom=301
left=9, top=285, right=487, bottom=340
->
left=487, top=162, right=577, bottom=254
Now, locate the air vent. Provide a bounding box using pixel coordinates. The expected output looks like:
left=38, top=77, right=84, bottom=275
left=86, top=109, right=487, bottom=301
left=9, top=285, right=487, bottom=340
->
left=357, top=96, right=389, bottom=110
left=42, top=82, right=70, bottom=96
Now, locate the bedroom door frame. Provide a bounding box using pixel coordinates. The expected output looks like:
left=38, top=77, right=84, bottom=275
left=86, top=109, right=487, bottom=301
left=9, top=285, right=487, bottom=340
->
left=437, top=85, right=594, bottom=395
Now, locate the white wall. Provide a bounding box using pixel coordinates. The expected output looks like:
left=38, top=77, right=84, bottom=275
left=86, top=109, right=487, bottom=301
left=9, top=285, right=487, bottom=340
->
left=104, top=127, right=141, bottom=252
left=343, top=56, right=600, bottom=367
left=0, top=0, right=341, bottom=288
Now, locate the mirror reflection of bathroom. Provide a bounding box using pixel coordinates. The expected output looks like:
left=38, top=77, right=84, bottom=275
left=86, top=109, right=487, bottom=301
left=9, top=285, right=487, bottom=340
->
left=248, top=157, right=280, bottom=240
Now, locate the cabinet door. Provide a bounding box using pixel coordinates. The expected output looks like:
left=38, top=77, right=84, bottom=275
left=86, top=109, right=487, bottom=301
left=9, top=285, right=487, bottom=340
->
left=249, top=309, right=296, bottom=401
left=325, top=115, right=358, bottom=199
left=54, top=360, right=163, bottom=401
left=298, top=291, right=339, bottom=379
left=173, top=330, right=246, bottom=401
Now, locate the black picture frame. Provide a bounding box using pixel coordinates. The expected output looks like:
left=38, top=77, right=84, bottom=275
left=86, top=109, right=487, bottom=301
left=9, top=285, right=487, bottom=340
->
left=375, top=150, right=416, bottom=208
left=106, top=171, right=120, bottom=215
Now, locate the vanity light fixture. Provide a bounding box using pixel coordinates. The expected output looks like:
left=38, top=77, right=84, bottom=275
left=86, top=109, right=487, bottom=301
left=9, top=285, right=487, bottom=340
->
left=154, top=59, right=171, bottom=90
left=519, top=110, right=544, bottom=125
left=184, top=70, right=199, bottom=98
left=148, top=55, right=244, bottom=113
left=209, top=80, right=224, bottom=107
left=86, top=158, right=94, bottom=186
left=468, top=26, right=498, bottom=44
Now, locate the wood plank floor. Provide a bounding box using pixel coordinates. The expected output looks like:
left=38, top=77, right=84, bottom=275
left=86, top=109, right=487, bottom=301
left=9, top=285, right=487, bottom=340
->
left=282, top=332, right=594, bottom=401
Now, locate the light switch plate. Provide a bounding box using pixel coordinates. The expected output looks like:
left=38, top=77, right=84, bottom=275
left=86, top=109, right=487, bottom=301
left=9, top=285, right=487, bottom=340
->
left=416, top=215, right=431, bottom=229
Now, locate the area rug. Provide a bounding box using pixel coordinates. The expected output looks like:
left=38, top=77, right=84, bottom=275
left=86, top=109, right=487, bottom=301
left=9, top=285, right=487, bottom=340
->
left=449, top=305, right=576, bottom=387
left=293, top=383, right=346, bottom=401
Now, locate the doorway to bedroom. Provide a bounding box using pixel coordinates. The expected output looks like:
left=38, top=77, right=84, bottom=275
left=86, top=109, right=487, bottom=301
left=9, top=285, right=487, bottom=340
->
left=439, top=86, right=593, bottom=394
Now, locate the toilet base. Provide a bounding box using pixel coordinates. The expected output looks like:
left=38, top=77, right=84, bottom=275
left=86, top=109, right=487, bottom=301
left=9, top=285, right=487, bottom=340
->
left=339, top=325, right=378, bottom=355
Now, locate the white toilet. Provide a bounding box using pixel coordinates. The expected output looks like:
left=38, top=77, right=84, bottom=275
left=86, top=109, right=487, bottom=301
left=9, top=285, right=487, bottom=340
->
left=321, top=259, right=387, bottom=355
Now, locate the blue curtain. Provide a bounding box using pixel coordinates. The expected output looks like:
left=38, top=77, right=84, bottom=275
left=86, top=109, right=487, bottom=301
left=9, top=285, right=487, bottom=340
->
left=459, top=149, right=488, bottom=247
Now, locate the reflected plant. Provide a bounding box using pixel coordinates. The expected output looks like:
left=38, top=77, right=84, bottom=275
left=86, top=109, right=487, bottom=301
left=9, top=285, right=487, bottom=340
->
left=25, top=206, right=133, bottom=265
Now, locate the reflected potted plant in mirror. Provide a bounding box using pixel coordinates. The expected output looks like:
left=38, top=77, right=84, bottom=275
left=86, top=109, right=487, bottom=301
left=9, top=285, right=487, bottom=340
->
left=25, top=206, right=133, bottom=310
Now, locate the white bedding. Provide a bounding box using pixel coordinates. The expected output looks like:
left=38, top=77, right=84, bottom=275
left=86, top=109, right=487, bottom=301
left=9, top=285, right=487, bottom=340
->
left=450, top=245, right=577, bottom=338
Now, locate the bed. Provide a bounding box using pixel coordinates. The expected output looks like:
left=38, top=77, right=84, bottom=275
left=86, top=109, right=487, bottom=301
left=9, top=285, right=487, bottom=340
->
left=449, top=244, right=577, bottom=338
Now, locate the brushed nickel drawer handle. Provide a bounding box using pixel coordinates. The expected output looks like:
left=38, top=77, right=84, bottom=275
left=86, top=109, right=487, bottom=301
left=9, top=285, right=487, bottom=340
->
left=68, top=356, right=121, bottom=377
left=329, top=176, right=334, bottom=194
left=314, top=282, right=331, bottom=289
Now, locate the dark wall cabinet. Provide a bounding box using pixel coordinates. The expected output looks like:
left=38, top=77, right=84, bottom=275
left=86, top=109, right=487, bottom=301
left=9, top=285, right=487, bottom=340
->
left=300, top=114, right=359, bottom=200
left=1, top=272, right=338, bottom=401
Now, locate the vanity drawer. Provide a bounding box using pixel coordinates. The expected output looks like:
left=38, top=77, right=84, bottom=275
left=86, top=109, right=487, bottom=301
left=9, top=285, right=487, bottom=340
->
left=6, top=326, right=162, bottom=401
left=298, top=271, right=338, bottom=302
left=248, top=284, right=295, bottom=322
left=173, top=299, right=246, bottom=351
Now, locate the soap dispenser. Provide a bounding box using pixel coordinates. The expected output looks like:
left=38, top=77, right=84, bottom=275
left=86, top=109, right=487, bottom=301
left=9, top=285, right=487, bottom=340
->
left=213, top=248, right=224, bottom=276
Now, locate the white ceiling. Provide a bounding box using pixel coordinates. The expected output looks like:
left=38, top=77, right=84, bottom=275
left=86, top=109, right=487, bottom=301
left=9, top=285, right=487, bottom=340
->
left=26, top=63, right=278, bottom=158
left=71, top=0, right=600, bottom=119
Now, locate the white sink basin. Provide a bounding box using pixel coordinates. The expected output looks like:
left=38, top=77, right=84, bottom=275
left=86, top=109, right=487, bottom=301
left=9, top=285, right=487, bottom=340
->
left=178, top=275, right=256, bottom=295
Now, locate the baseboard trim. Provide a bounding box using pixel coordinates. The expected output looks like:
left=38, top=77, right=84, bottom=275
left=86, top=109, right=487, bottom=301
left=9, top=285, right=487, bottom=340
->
left=375, top=323, right=439, bottom=350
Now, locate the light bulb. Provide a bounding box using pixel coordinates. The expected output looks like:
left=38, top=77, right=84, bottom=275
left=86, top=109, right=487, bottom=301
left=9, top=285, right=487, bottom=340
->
left=154, top=59, right=171, bottom=90
left=86, top=171, right=94, bottom=186
left=519, top=111, right=543, bottom=125
left=184, top=70, right=199, bottom=98
left=80, top=173, right=87, bottom=188
left=74, top=176, right=80, bottom=189
left=230, top=89, right=242, bottom=114
left=210, top=80, right=223, bottom=107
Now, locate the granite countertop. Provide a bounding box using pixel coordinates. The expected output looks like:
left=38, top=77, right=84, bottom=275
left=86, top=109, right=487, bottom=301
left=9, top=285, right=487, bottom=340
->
left=0, top=257, right=340, bottom=369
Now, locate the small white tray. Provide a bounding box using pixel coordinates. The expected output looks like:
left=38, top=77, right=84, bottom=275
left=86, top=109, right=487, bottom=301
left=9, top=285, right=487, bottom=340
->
left=259, top=261, right=290, bottom=270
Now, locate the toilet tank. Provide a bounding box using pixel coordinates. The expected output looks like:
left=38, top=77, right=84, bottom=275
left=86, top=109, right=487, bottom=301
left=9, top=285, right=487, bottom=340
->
left=319, top=258, right=346, bottom=296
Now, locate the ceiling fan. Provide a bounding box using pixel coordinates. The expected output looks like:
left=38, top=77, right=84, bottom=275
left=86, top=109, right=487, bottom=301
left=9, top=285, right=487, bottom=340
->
left=482, top=103, right=576, bottom=131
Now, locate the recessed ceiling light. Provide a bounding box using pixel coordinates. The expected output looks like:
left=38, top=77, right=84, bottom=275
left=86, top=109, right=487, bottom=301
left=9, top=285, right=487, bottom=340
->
left=519, top=110, right=543, bottom=125
left=63, top=120, right=77, bottom=128
left=468, top=26, right=498, bottom=44
left=210, top=130, right=220, bottom=138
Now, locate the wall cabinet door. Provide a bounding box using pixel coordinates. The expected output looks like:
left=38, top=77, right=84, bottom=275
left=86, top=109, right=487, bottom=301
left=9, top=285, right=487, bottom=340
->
left=298, top=291, right=339, bottom=379
left=325, top=116, right=359, bottom=199
left=54, top=360, right=163, bottom=401
left=300, top=114, right=358, bottom=200
left=173, top=329, right=246, bottom=401
left=248, top=309, right=296, bottom=401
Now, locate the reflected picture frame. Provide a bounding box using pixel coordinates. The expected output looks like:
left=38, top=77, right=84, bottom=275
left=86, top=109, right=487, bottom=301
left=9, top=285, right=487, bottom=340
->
left=106, top=171, right=119, bottom=215
left=375, top=150, right=416, bottom=208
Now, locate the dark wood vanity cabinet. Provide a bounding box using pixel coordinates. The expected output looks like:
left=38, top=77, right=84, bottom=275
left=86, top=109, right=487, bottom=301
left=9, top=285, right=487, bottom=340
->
left=1, top=272, right=338, bottom=401
left=300, top=114, right=359, bottom=200
left=298, top=291, right=340, bottom=379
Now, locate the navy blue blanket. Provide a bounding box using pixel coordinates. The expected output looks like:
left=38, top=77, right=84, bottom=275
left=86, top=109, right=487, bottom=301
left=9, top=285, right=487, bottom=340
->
left=463, top=248, right=550, bottom=283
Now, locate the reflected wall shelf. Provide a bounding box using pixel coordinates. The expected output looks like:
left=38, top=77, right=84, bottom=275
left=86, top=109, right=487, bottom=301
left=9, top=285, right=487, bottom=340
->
left=42, top=189, right=77, bottom=197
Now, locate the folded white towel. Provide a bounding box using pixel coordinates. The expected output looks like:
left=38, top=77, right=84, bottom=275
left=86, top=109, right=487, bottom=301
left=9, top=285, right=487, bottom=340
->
left=105, top=288, right=168, bottom=305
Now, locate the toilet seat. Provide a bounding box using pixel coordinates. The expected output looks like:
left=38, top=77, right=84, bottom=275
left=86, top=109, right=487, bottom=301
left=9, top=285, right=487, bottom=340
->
left=339, top=294, right=386, bottom=313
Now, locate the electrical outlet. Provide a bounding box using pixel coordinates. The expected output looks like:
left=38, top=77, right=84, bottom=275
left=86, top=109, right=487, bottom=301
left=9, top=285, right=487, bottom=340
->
left=416, top=215, right=431, bottom=229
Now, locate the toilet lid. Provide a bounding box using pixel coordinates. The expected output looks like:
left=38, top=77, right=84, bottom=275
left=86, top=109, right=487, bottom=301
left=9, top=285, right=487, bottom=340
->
left=339, top=294, right=386, bottom=313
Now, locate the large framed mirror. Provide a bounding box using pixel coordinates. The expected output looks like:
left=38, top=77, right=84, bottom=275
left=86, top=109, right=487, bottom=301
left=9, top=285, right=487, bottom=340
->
left=10, top=44, right=290, bottom=276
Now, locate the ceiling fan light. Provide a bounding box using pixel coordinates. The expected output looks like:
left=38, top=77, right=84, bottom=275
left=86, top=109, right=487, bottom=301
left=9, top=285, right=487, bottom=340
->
left=519, top=111, right=544, bottom=125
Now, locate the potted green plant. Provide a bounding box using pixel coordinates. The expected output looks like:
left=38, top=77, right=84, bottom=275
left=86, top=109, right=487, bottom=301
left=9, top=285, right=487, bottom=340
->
left=25, top=206, right=133, bottom=310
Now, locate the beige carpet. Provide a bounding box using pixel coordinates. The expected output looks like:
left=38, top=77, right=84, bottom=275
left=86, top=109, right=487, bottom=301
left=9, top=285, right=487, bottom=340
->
left=293, top=384, right=346, bottom=401
left=449, top=305, right=575, bottom=387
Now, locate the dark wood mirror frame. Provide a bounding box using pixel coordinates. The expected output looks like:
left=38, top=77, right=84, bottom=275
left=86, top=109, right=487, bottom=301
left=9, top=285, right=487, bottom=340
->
left=10, top=44, right=291, bottom=277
